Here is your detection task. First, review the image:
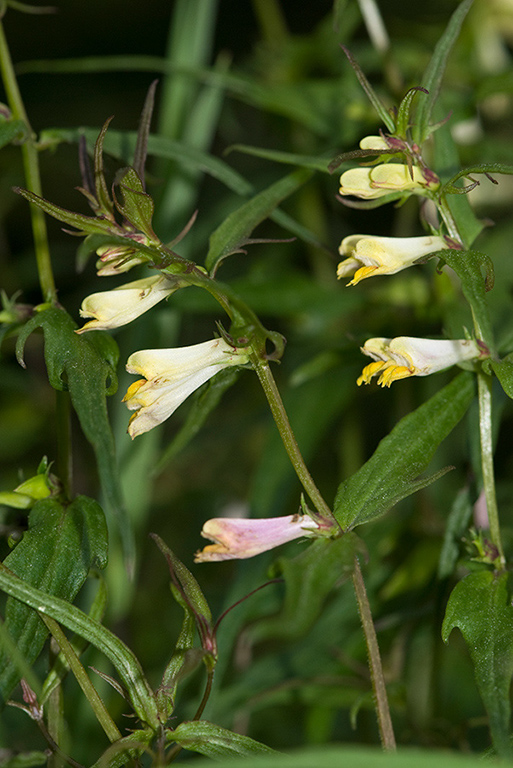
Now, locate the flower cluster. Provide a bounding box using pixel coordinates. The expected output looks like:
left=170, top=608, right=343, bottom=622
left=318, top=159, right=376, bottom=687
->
left=336, top=133, right=487, bottom=385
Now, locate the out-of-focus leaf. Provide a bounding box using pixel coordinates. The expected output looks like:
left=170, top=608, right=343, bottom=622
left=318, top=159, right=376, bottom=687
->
left=15, top=307, right=133, bottom=564
left=340, top=46, right=395, bottom=132
left=0, top=118, right=26, bottom=149
left=334, top=372, right=475, bottom=530
left=442, top=571, right=513, bottom=758
left=0, top=496, right=107, bottom=706
left=0, top=564, right=159, bottom=729
left=205, top=168, right=313, bottom=274
left=0, top=752, right=48, bottom=768
left=491, top=354, right=513, bottom=399
left=226, top=144, right=332, bottom=173
left=169, top=720, right=277, bottom=759
left=437, top=487, right=473, bottom=579
left=414, top=0, right=474, bottom=144
left=250, top=534, right=362, bottom=644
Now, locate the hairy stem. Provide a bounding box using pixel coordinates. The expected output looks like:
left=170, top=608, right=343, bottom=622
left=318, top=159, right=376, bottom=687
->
left=254, top=359, right=335, bottom=522
left=0, top=18, right=55, bottom=301
left=352, top=558, right=396, bottom=751
left=477, top=371, right=504, bottom=566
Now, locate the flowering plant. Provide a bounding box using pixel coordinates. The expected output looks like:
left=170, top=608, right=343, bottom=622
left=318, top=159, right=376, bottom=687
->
left=2, top=1, right=513, bottom=765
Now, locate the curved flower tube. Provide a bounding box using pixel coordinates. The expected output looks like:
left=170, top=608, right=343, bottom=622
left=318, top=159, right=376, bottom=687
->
left=357, top=336, right=487, bottom=388
left=339, top=163, right=439, bottom=200
left=194, top=512, right=323, bottom=562
left=124, top=338, right=251, bottom=438
left=76, top=275, right=179, bottom=333
left=337, top=234, right=446, bottom=285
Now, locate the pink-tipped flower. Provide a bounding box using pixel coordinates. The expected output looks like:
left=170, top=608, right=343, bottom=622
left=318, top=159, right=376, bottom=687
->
left=337, top=234, right=446, bottom=285
left=76, top=275, right=178, bottom=333
left=339, top=163, right=439, bottom=200
left=194, top=512, right=325, bottom=562
left=124, top=337, right=251, bottom=438
left=357, top=336, right=487, bottom=388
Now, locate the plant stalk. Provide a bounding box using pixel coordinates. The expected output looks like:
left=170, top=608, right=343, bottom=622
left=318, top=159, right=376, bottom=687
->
left=352, top=557, right=396, bottom=751
left=477, top=370, right=504, bottom=566
left=0, top=18, right=55, bottom=301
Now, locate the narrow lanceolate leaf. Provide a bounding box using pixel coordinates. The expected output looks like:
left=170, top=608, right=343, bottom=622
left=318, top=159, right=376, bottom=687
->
left=0, top=564, right=159, bottom=729
left=205, top=168, right=313, bottom=274
left=132, top=79, right=158, bottom=184
left=340, top=45, right=395, bottom=132
left=14, top=186, right=115, bottom=235
left=0, top=496, right=107, bottom=706
left=432, top=248, right=495, bottom=352
left=492, top=354, right=513, bottom=399
left=442, top=571, right=513, bottom=758
left=90, top=730, right=154, bottom=768
left=334, top=372, right=475, bottom=530
left=250, top=534, right=362, bottom=644
left=169, top=720, right=277, bottom=759
left=414, top=0, right=474, bottom=144
left=15, top=307, right=134, bottom=566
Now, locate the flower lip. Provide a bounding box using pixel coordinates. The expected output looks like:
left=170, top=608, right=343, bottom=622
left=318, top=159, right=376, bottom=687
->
left=337, top=234, right=447, bottom=285
left=357, top=336, right=487, bottom=387
left=339, top=164, right=440, bottom=200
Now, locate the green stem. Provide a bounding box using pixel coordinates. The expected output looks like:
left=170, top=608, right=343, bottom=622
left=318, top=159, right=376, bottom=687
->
left=437, top=195, right=463, bottom=244
left=41, top=615, right=122, bottom=744
left=254, top=360, right=335, bottom=523
left=352, top=557, right=396, bottom=751
left=477, top=370, right=504, bottom=566
left=0, top=18, right=55, bottom=301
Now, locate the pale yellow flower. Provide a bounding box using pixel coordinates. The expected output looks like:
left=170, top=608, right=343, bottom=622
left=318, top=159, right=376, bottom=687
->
left=337, top=234, right=446, bottom=285
left=77, top=275, right=177, bottom=333
left=339, top=164, right=439, bottom=200
left=357, top=336, right=486, bottom=388
left=124, top=338, right=251, bottom=438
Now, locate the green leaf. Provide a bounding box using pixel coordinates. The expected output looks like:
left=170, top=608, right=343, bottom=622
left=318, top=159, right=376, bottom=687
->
left=156, top=589, right=196, bottom=720
left=333, top=372, right=475, bottom=530
left=90, top=730, right=154, bottom=768
left=492, top=354, right=513, bottom=399
left=114, top=167, right=156, bottom=239
left=437, top=487, right=473, bottom=579
left=340, top=46, right=395, bottom=132
left=15, top=307, right=133, bottom=565
left=0, top=564, right=159, bottom=729
left=414, top=0, right=474, bottom=144
left=169, top=720, right=277, bottom=759
left=132, top=79, right=157, bottom=183
left=0, top=752, right=48, bottom=768
left=0, top=496, right=107, bottom=706
left=93, top=116, right=115, bottom=218
left=226, top=144, right=331, bottom=173
left=250, top=534, right=362, bottom=644
left=442, top=163, right=513, bottom=193
left=205, top=168, right=313, bottom=274
left=0, top=118, right=26, bottom=149
left=434, top=248, right=495, bottom=352
left=14, top=186, right=116, bottom=235
left=442, top=571, right=513, bottom=758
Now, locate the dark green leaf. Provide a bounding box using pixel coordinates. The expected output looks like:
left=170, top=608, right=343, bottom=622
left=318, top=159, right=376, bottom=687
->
left=226, top=144, right=331, bottom=173
left=435, top=248, right=495, bottom=352
left=0, top=752, right=48, bottom=768
left=132, top=80, right=157, bottom=183
left=340, top=46, right=395, bottom=132
left=395, top=87, right=427, bottom=138
left=93, top=117, right=115, bottom=217
left=0, top=564, right=159, bottom=729
left=0, top=118, right=26, bottom=149
left=14, top=186, right=115, bottom=235
left=414, top=0, right=474, bottom=144
left=205, top=168, right=313, bottom=274
left=442, top=571, right=513, bottom=758
left=156, top=588, right=196, bottom=720
left=15, top=307, right=133, bottom=564
left=492, top=355, right=513, bottom=399
left=114, top=167, right=156, bottom=239
left=437, top=487, right=473, bottom=579
left=250, top=534, right=362, bottom=644
left=0, top=496, right=107, bottom=706
left=334, top=372, right=475, bottom=529
left=442, top=163, right=513, bottom=193
left=169, top=720, right=277, bottom=759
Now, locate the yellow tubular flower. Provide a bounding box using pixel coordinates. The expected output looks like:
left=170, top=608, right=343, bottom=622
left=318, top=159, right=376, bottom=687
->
left=124, top=338, right=251, bottom=438
left=357, top=336, right=487, bottom=387
left=76, top=275, right=178, bottom=333
left=339, top=163, right=440, bottom=200
left=337, top=234, right=446, bottom=285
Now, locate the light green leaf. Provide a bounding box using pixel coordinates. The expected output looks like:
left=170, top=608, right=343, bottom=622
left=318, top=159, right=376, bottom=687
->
left=442, top=571, right=513, bottom=758
left=334, top=372, right=475, bottom=529
left=169, top=720, right=277, bottom=759
left=90, top=729, right=154, bottom=768
left=0, top=564, right=159, bottom=729
left=414, top=0, right=474, bottom=144
left=0, top=496, right=107, bottom=706
left=205, top=168, right=313, bottom=274
left=0, top=118, right=26, bottom=149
